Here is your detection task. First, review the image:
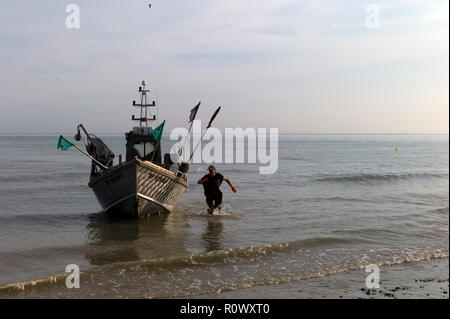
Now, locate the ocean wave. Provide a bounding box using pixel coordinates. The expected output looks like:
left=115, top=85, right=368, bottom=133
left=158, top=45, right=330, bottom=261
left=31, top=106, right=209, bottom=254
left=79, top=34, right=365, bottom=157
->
left=289, top=196, right=375, bottom=203
left=153, top=252, right=449, bottom=299
left=1, top=240, right=447, bottom=298
left=315, top=172, right=447, bottom=183
left=0, top=172, right=86, bottom=184
left=0, top=237, right=359, bottom=294
left=0, top=184, right=88, bottom=199
left=432, top=207, right=449, bottom=214
left=0, top=211, right=94, bottom=225
left=94, top=237, right=358, bottom=271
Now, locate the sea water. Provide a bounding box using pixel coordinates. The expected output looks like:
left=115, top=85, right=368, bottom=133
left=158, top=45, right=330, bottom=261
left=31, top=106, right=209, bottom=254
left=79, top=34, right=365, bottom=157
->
left=0, top=134, right=447, bottom=297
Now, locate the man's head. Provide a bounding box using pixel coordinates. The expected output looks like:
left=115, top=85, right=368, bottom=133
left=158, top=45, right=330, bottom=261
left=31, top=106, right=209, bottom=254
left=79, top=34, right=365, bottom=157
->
left=208, top=165, right=216, bottom=176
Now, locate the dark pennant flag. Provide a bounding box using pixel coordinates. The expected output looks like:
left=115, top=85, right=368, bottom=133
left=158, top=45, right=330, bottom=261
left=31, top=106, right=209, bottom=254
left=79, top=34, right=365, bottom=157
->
left=207, top=106, right=221, bottom=128
left=189, top=101, right=201, bottom=122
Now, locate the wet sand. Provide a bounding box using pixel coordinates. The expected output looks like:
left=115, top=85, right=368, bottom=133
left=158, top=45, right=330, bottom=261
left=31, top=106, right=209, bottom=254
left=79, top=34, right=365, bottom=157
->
left=194, top=258, right=449, bottom=299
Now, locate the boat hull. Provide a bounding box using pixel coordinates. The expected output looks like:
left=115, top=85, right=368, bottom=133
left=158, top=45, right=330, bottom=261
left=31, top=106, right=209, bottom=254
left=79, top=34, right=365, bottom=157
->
left=88, top=159, right=188, bottom=218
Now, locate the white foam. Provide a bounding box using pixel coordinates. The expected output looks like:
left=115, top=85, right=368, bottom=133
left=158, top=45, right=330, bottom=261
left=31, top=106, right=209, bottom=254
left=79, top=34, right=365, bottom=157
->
left=196, top=204, right=232, bottom=216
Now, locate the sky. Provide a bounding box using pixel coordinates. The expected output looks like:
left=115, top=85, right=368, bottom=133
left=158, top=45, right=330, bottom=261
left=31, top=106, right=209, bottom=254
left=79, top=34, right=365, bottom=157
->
left=0, top=0, right=448, bottom=134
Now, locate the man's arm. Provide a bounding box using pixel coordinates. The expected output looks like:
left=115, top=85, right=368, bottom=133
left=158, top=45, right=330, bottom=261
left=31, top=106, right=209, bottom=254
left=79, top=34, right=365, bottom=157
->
left=223, top=177, right=237, bottom=193
left=197, top=177, right=209, bottom=184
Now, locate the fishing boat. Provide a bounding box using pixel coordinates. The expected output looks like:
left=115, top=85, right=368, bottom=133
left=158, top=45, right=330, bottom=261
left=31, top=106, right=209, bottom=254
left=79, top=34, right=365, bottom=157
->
left=57, top=80, right=221, bottom=217
left=75, top=81, right=190, bottom=218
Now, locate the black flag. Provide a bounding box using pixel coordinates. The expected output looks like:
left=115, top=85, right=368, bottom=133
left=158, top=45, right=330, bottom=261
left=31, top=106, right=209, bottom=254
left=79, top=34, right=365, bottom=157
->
left=189, top=101, right=201, bottom=123
left=188, top=106, right=222, bottom=162
left=207, top=106, right=221, bottom=128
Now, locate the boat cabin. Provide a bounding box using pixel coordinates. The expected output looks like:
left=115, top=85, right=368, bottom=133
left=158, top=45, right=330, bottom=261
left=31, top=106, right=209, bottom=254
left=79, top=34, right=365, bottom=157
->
left=125, top=127, right=161, bottom=163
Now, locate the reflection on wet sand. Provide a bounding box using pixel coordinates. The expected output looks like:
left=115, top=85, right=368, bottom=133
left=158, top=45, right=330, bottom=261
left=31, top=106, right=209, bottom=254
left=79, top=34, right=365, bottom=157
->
left=201, top=219, right=224, bottom=252
left=84, top=212, right=191, bottom=266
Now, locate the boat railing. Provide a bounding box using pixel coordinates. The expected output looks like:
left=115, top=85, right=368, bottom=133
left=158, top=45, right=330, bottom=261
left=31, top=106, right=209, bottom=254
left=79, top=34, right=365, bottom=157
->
left=140, top=159, right=188, bottom=183
left=176, top=170, right=188, bottom=182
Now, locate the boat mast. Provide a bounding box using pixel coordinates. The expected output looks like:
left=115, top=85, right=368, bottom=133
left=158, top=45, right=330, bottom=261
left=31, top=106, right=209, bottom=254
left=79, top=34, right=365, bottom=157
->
left=132, top=80, right=156, bottom=127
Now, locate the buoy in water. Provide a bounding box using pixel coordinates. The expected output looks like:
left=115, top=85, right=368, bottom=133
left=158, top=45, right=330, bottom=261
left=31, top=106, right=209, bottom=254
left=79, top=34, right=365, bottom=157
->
left=395, top=147, right=399, bottom=151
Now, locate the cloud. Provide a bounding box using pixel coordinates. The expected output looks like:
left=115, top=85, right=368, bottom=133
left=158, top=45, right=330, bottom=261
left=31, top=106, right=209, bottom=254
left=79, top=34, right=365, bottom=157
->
left=0, top=0, right=448, bottom=133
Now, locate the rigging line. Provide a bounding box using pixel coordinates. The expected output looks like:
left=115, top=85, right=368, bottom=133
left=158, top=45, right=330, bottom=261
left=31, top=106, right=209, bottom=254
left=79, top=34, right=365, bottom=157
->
left=156, top=91, right=159, bottom=126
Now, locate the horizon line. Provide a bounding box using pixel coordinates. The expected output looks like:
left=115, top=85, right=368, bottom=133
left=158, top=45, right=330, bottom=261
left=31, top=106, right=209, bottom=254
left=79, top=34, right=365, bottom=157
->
left=0, top=132, right=448, bottom=135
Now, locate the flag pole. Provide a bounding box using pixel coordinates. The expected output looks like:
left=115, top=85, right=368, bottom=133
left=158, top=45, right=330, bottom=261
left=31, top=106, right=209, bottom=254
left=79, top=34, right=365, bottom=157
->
left=72, top=144, right=109, bottom=170
left=150, top=140, right=160, bottom=163
left=188, top=106, right=221, bottom=163
left=181, top=121, right=193, bottom=151
left=178, top=121, right=193, bottom=158
left=179, top=101, right=200, bottom=159
left=188, top=128, right=208, bottom=163
left=149, top=120, right=165, bottom=163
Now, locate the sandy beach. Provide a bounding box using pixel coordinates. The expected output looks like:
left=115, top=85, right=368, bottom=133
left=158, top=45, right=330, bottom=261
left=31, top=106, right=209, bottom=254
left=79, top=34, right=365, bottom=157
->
left=195, top=258, right=449, bottom=299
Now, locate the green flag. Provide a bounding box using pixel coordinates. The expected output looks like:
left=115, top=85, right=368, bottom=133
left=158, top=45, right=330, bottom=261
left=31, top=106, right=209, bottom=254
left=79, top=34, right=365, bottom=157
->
left=151, top=120, right=165, bottom=142
left=57, top=135, right=75, bottom=151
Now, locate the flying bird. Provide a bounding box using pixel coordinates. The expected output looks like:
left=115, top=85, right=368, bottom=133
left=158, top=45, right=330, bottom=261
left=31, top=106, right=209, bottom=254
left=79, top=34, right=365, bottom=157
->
left=149, top=4, right=152, bottom=9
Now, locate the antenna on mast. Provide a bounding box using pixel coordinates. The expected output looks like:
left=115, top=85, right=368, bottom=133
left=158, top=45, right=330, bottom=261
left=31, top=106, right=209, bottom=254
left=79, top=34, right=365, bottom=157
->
left=131, top=80, right=156, bottom=127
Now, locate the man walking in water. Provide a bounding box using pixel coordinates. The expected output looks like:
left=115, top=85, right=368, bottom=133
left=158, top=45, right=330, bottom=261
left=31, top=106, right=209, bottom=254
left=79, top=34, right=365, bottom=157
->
left=197, top=165, right=237, bottom=214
